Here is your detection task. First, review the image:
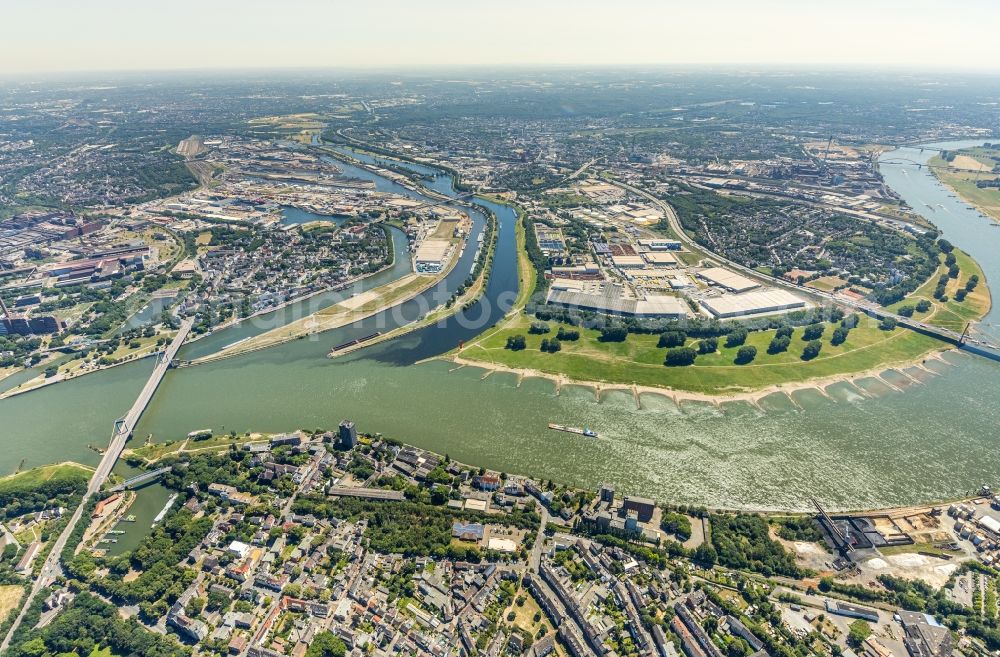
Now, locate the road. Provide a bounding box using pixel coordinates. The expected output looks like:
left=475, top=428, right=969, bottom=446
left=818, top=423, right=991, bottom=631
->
left=566, top=157, right=602, bottom=181
left=0, top=317, right=193, bottom=653
left=528, top=505, right=550, bottom=573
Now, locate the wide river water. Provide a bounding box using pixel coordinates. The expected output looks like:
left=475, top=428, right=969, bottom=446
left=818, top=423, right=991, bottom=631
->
left=1, top=140, right=998, bottom=512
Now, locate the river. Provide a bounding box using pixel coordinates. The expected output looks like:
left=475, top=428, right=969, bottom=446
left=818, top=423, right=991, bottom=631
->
left=1, top=141, right=998, bottom=512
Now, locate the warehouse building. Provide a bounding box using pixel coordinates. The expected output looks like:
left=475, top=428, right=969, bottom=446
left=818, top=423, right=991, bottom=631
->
left=641, top=252, right=678, bottom=267
left=414, top=239, right=451, bottom=273
left=696, top=267, right=760, bottom=293
left=638, top=238, right=682, bottom=251
left=610, top=254, right=646, bottom=269
left=699, top=289, right=806, bottom=319
left=825, top=600, right=879, bottom=623
left=546, top=281, right=689, bottom=319
left=978, top=515, right=1000, bottom=535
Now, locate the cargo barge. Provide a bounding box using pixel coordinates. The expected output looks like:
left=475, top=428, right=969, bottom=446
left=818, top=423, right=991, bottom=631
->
left=331, top=332, right=382, bottom=352
left=548, top=423, right=598, bottom=438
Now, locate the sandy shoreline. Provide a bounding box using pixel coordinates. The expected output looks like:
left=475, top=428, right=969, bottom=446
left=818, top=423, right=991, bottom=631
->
left=444, top=347, right=955, bottom=407
left=931, top=170, right=1000, bottom=226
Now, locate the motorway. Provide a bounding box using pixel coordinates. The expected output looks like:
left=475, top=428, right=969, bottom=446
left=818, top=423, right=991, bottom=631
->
left=0, top=317, right=194, bottom=653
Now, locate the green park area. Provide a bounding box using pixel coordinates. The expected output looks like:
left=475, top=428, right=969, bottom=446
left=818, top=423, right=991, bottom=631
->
left=0, top=463, right=91, bottom=508
left=457, top=313, right=942, bottom=395
left=887, top=247, right=991, bottom=332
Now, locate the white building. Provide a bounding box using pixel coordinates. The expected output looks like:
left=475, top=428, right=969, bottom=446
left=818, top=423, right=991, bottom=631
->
left=697, top=267, right=760, bottom=293
left=699, top=289, right=806, bottom=319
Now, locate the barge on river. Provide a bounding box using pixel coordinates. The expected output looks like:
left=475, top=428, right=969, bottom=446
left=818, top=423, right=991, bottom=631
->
left=548, top=423, right=598, bottom=438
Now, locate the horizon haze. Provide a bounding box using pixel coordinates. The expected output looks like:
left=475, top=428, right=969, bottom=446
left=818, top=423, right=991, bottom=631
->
left=3, top=0, right=1000, bottom=75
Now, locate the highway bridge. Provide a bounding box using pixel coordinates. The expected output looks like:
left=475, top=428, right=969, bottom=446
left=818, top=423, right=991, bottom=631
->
left=878, top=157, right=993, bottom=174
left=109, top=465, right=174, bottom=493
left=1, top=317, right=194, bottom=653
left=408, top=190, right=479, bottom=211
left=796, top=285, right=1000, bottom=358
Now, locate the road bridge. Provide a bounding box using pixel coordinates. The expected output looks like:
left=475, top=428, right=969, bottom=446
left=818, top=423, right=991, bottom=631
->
left=879, top=157, right=993, bottom=174
left=109, top=466, right=174, bottom=493
left=796, top=285, right=1000, bottom=359
left=408, top=190, right=479, bottom=211
left=0, top=317, right=194, bottom=653
left=896, top=144, right=950, bottom=153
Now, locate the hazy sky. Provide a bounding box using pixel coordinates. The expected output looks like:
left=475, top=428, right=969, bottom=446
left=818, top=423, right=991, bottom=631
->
left=3, top=0, right=1000, bottom=75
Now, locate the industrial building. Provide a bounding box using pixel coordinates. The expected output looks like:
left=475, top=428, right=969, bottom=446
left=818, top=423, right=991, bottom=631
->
left=0, top=297, right=64, bottom=335
left=699, top=289, right=806, bottom=319
left=639, top=238, right=682, bottom=251
left=641, top=252, right=678, bottom=267
left=42, top=244, right=149, bottom=287
left=534, top=226, right=566, bottom=255
left=622, top=495, right=656, bottom=522
left=610, top=254, right=646, bottom=269
left=898, top=610, right=953, bottom=657
left=696, top=267, right=760, bottom=293
left=549, top=263, right=603, bottom=280
left=825, top=600, right=880, bottom=623
left=414, top=239, right=451, bottom=273
left=546, top=281, right=689, bottom=319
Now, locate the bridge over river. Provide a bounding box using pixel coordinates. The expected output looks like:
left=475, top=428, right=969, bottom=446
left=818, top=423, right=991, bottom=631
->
left=0, top=317, right=194, bottom=652
left=109, top=465, right=174, bottom=493
left=802, top=287, right=1000, bottom=360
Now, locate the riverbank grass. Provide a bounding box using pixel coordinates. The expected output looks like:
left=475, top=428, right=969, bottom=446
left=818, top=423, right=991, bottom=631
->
left=888, top=248, right=991, bottom=331
left=0, top=462, right=92, bottom=490
left=456, top=313, right=943, bottom=395
left=125, top=432, right=271, bottom=463
left=929, top=151, right=1000, bottom=224
left=198, top=272, right=434, bottom=361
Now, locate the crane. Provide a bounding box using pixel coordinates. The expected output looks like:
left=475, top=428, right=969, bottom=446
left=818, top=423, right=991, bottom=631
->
left=822, top=135, right=834, bottom=166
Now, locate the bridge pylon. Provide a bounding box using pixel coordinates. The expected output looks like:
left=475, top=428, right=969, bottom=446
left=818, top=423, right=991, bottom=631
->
left=960, top=322, right=971, bottom=345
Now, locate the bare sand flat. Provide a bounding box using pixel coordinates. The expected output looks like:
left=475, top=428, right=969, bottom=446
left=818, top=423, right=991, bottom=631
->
left=338, top=289, right=380, bottom=310
left=951, top=154, right=991, bottom=172
left=0, top=585, right=23, bottom=625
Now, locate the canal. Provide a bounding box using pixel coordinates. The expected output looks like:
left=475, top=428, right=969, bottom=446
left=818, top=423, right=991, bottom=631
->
left=1, top=141, right=998, bottom=513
